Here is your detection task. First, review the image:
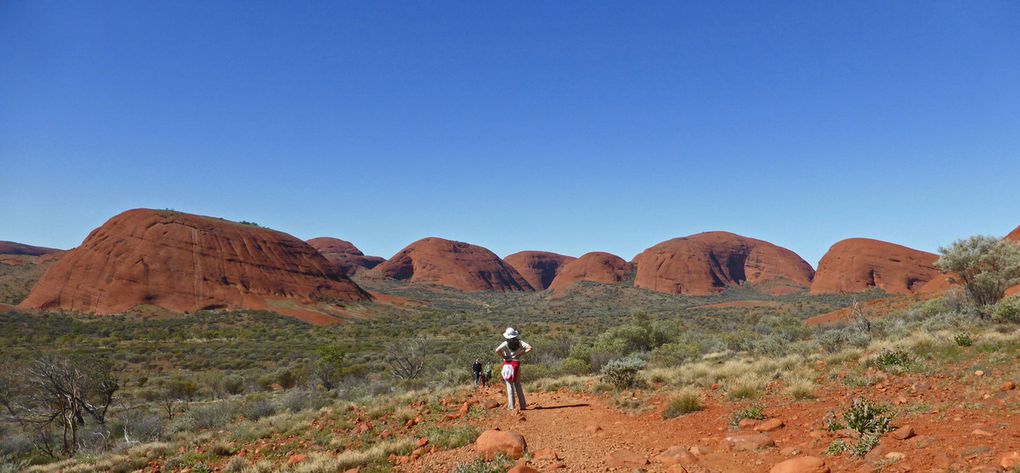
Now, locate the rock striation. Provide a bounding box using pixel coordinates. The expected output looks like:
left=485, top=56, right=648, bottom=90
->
left=19, top=209, right=370, bottom=315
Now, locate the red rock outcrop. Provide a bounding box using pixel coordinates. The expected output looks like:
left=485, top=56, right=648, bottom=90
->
left=632, top=232, right=814, bottom=295
left=547, top=252, right=630, bottom=292
left=0, top=241, right=64, bottom=266
left=810, top=238, right=939, bottom=295
left=19, top=209, right=370, bottom=316
left=370, top=237, right=533, bottom=292
left=307, top=237, right=384, bottom=276
left=1007, top=225, right=1020, bottom=242
left=0, top=241, right=62, bottom=257
left=503, top=251, right=576, bottom=290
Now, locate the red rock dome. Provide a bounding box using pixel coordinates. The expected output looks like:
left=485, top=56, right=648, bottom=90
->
left=370, top=237, right=533, bottom=292
left=810, top=238, right=938, bottom=295
left=547, top=252, right=630, bottom=292
left=503, top=251, right=576, bottom=290
left=632, top=232, right=814, bottom=295
left=19, top=209, right=370, bottom=315
left=307, top=237, right=384, bottom=276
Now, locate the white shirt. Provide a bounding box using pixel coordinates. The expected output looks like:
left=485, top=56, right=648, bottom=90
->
left=496, top=340, right=532, bottom=361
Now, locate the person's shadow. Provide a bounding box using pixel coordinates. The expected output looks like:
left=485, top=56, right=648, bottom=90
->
left=532, top=403, right=590, bottom=410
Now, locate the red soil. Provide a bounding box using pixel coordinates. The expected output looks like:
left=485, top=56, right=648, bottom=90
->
left=633, top=232, right=814, bottom=296
left=407, top=366, right=1020, bottom=473
left=19, top=209, right=370, bottom=319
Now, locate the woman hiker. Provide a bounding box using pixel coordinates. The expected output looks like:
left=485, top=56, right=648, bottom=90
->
left=495, top=327, right=532, bottom=410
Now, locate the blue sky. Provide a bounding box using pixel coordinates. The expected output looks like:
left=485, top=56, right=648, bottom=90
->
left=1, top=1, right=1018, bottom=266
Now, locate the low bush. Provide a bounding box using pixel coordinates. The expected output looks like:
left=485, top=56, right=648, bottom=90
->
left=822, top=398, right=893, bottom=456
left=729, top=404, right=765, bottom=428
left=600, top=356, right=645, bottom=389
left=662, top=391, right=702, bottom=419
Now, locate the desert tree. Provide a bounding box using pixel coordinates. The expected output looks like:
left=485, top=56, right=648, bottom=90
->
left=18, top=354, right=119, bottom=456
left=385, top=336, right=428, bottom=380
left=312, top=344, right=345, bottom=390
left=936, top=235, right=1020, bottom=308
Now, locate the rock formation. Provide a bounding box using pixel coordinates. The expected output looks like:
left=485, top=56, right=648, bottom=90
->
left=370, top=237, right=533, bottom=292
left=503, top=251, right=576, bottom=290
left=810, top=238, right=939, bottom=295
left=547, top=252, right=630, bottom=292
left=632, top=232, right=814, bottom=295
left=307, top=237, right=384, bottom=276
left=19, top=209, right=370, bottom=315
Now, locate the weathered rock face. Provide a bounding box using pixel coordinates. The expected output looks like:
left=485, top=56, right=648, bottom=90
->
left=371, top=237, right=533, bottom=292
left=632, top=232, right=814, bottom=295
left=547, top=252, right=630, bottom=292
left=503, top=251, right=576, bottom=290
left=810, top=238, right=939, bottom=295
left=19, top=209, right=370, bottom=315
left=307, top=237, right=384, bottom=276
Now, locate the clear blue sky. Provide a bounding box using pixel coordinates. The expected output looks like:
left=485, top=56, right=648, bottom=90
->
left=2, top=1, right=1018, bottom=266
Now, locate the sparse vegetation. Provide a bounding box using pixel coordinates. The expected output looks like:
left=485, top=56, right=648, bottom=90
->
left=662, top=390, right=702, bottom=419
left=730, top=404, right=766, bottom=428
left=936, top=235, right=1020, bottom=308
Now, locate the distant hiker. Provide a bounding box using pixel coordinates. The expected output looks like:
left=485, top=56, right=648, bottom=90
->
left=483, top=362, right=493, bottom=389
left=472, top=358, right=483, bottom=386
left=495, top=327, right=532, bottom=410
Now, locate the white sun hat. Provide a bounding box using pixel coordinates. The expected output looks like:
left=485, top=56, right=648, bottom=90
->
left=503, top=327, right=520, bottom=339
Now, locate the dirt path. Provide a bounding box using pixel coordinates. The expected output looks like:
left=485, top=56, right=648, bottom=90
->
left=404, top=372, right=1020, bottom=473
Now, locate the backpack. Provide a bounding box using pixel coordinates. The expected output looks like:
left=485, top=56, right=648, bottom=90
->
left=501, top=360, right=520, bottom=382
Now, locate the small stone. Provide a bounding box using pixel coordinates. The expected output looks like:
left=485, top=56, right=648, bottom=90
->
left=287, top=454, right=307, bottom=466
left=475, top=429, right=527, bottom=460
left=975, top=370, right=985, bottom=377
left=769, top=456, right=830, bottom=473
left=1002, top=381, right=1016, bottom=391
left=972, top=429, right=993, bottom=437
left=533, top=447, right=558, bottom=461
left=891, top=425, right=915, bottom=440
left=755, top=418, right=785, bottom=432
left=585, top=424, right=603, bottom=433
left=885, top=452, right=906, bottom=461
left=655, top=446, right=697, bottom=465
left=738, top=419, right=761, bottom=429
left=724, top=433, right=775, bottom=451
left=605, top=449, right=649, bottom=468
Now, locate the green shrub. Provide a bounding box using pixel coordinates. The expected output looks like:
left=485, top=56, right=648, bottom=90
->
left=423, top=426, right=480, bottom=449
left=452, top=454, right=514, bottom=473
left=221, top=374, right=246, bottom=395
left=954, top=333, right=974, bottom=347
left=729, top=404, right=766, bottom=428
left=662, top=391, right=702, bottom=419
left=871, top=349, right=913, bottom=372
left=993, top=296, right=1020, bottom=323
left=822, top=398, right=893, bottom=457
left=600, top=356, right=645, bottom=389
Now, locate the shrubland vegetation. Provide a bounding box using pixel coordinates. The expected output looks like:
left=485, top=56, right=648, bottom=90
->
left=1, top=235, right=1019, bottom=470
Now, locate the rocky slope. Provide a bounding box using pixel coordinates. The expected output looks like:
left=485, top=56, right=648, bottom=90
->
left=811, top=238, right=939, bottom=295
left=19, top=209, right=370, bottom=316
left=307, top=237, right=384, bottom=276
left=632, top=232, right=814, bottom=295
left=370, top=237, right=533, bottom=292
left=547, top=252, right=630, bottom=292
left=503, top=251, right=576, bottom=290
